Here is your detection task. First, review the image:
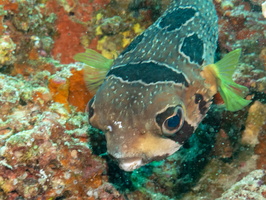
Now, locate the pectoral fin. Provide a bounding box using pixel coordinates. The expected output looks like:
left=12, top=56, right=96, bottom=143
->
left=202, top=49, right=251, bottom=111
left=74, top=49, right=113, bottom=93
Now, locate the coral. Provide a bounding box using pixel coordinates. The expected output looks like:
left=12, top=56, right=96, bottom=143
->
left=48, top=75, right=70, bottom=110
left=0, top=74, right=21, bottom=116
left=215, top=0, right=266, bottom=70
left=0, top=35, right=16, bottom=67
left=0, top=113, right=109, bottom=199
left=68, top=68, right=93, bottom=112
left=0, top=70, right=122, bottom=199
left=46, top=0, right=111, bottom=64
left=216, top=170, right=266, bottom=200
left=97, top=16, right=128, bottom=35
left=249, top=0, right=265, bottom=5
left=212, top=129, right=234, bottom=159
left=48, top=63, right=92, bottom=112
left=259, top=47, right=266, bottom=70
left=255, top=133, right=266, bottom=170
left=242, top=101, right=266, bottom=146
left=0, top=0, right=57, bottom=75
left=48, top=3, right=87, bottom=64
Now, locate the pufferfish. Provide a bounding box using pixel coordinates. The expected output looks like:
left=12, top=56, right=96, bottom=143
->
left=74, top=0, right=251, bottom=171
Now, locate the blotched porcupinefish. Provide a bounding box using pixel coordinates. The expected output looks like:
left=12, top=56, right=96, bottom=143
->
left=74, top=0, right=250, bottom=171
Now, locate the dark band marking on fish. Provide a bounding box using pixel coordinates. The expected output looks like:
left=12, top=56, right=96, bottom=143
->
left=198, top=99, right=209, bottom=115
left=195, top=93, right=203, bottom=104
left=158, top=6, right=198, bottom=31
left=107, top=61, right=190, bottom=87
left=179, top=33, right=204, bottom=65
left=168, top=121, right=194, bottom=144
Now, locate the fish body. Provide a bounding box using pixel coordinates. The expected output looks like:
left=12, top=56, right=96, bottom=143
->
left=75, top=0, right=250, bottom=171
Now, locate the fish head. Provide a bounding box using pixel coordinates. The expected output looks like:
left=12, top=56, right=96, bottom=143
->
left=87, top=76, right=202, bottom=171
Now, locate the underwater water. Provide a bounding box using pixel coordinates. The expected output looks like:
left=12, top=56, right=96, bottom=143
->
left=0, top=0, right=265, bottom=199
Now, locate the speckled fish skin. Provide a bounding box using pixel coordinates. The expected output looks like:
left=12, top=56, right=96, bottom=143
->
left=88, top=0, right=218, bottom=171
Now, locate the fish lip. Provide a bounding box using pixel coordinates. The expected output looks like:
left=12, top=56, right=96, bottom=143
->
left=108, top=153, right=145, bottom=171
left=118, top=157, right=144, bottom=171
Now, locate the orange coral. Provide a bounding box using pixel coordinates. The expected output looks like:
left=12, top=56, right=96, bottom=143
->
left=28, top=48, right=39, bottom=60
left=0, top=0, right=18, bottom=34
left=47, top=0, right=110, bottom=64
left=48, top=68, right=93, bottom=112
left=32, top=88, right=52, bottom=108
left=12, top=62, right=55, bottom=76
left=68, top=68, right=93, bottom=112
left=46, top=1, right=86, bottom=64
left=12, top=63, right=34, bottom=76
left=0, top=0, right=18, bottom=13
left=48, top=76, right=70, bottom=110
left=0, top=15, right=4, bottom=34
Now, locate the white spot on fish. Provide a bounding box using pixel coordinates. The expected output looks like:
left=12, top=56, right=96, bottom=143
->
left=114, top=121, right=123, bottom=129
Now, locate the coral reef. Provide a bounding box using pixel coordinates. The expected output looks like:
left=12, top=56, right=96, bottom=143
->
left=0, top=0, right=265, bottom=199
left=242, top=101, right=266, bottom=146
left=216, top=170, right=266, bottom=200
left=0, top=35, right=16, bottom=67
left=0, top=72, right=123, bottom=199
left=0, top=114, right=108, bottom=199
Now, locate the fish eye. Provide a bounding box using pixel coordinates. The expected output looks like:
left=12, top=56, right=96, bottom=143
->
left=162, top=106, right=184, bottom=136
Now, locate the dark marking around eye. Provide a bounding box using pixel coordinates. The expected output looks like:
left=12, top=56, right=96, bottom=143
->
left=168, top=121, right=194, bottom=144
left=107, top=62, right=189, bottom=86
left=119, top=33, right=144, bottom=56
left=156, top=106, right=176, bottom=127
left=180, top=33, right=204, bottom=65
left=159, top=8, right=197, bottom=31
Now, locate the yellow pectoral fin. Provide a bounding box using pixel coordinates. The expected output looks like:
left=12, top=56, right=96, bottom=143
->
left=74, top=49, right=113, bottom=93
left=203, top=49, right=251, bottom=112
left=218, top=78, right=251, bottom=111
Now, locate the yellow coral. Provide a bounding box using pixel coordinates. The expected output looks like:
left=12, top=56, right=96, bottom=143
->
left=95, top=26, right=103, bottom=35
left=97, top=36, right=118, bottom=59
left=122, top=31, right=132, bottom=48
left=96, top=13, right=103, bottom=21
left=133, top=23, right=144, bottom=34
left=242, top=101, right=266, bottom=146
left=0, top=35, right=16, bottom=67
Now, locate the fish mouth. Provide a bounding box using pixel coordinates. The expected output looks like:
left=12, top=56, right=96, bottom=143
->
left=118, top=157, right=144, bottom=171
